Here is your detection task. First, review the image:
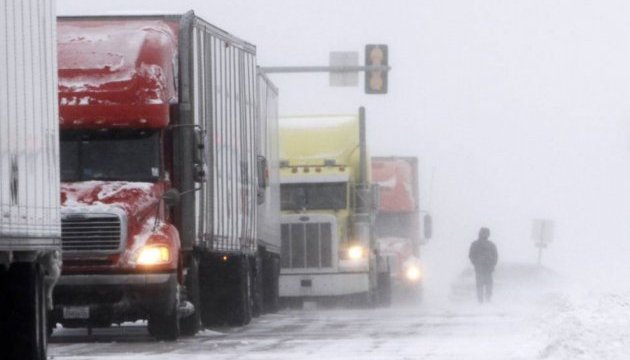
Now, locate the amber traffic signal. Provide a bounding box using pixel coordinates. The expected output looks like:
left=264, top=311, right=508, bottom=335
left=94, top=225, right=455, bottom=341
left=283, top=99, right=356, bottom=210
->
left=365, top=44, right=388, bottom=94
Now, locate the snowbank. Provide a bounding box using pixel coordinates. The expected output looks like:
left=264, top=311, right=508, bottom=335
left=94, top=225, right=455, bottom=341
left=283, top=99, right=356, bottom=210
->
left=536, top=291, right=630, bottom=360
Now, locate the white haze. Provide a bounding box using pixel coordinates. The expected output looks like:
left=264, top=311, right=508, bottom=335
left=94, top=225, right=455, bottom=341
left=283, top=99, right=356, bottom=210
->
left=57, top=0, right=630, bottom=295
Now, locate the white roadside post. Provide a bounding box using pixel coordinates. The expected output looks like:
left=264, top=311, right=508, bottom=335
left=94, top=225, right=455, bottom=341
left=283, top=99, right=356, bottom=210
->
left=531, top=219, right=554, bottom=267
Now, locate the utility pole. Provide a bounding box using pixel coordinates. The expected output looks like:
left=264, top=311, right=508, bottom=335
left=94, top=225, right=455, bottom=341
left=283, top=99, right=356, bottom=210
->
left=260, top=65, right=391, bottom=74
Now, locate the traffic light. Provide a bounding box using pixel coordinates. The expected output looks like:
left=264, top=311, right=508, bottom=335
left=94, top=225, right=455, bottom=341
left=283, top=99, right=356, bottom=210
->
left=365, top=44, right=388, bottom=94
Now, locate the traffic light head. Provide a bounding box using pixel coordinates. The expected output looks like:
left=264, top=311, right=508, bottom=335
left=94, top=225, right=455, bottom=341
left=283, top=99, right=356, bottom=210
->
left=365, top=44, right=388, bottom=94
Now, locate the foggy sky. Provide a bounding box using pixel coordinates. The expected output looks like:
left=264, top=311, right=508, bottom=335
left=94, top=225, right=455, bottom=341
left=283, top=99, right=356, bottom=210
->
left=57, top=0, right=630, bottom=290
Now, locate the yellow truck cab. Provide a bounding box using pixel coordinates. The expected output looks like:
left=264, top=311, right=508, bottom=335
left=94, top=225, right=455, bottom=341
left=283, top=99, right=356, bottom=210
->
left=278, top=108, right=390, bottom=305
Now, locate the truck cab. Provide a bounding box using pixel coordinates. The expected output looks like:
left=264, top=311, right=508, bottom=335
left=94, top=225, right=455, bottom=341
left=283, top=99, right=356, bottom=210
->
left=372, top=157, right=427, bottom=300
left=52, top=13, right=282, bottom=339
left=278, top=111, right=387, bottom=304
left=52, top=18, right=183, bottom=339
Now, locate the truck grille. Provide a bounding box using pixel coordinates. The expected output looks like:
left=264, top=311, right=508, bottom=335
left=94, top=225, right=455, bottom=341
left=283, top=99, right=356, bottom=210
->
left=281, top=222, right=333, bottom=269
left=62, top=215, right=123, bottom=253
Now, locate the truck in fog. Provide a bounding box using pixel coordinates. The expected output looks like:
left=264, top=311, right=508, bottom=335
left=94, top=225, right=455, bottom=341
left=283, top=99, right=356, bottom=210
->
left=0, top=0, right=62, bottom=358
left=52, top=11, right=281, bottom=340
left=278, top=108, right=390, bottom=305
left=372, top=156, right=429, bottom=300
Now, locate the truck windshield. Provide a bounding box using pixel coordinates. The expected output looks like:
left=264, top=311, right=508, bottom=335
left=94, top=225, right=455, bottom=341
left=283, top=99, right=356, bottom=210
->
left=60, top=130, right=161, bottom=182
left=281, top=182, right=347, bottom=211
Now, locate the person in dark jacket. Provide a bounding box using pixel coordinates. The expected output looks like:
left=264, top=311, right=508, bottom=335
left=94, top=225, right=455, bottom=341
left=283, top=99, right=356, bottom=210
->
left=468, top=227, right=498, bottom=303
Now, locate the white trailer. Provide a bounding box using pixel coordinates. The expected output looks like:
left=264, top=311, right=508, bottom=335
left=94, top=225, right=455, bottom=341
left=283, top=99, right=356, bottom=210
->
left=256, top=71, right=281, bottom=313
left=0, top=0, right=61, bottom=358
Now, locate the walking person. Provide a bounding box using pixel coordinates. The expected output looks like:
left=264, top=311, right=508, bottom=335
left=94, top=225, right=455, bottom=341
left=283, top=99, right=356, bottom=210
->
left=468, top=227, right=498, bottom=303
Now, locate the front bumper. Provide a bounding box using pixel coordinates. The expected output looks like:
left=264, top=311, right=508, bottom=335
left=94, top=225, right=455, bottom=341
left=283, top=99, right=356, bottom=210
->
left=51, top=272, right=177, bottom=325
left=279, top=272, right=370, bottom=298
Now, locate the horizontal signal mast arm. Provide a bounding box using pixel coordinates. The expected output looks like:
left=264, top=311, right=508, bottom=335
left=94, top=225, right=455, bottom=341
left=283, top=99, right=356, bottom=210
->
left=260, top=65, right=391, bottom=74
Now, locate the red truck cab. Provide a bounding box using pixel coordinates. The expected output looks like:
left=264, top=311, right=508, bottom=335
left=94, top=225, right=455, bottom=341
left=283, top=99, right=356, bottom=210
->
left=52, top=19, right=183, bottom=339
left=52, top=12, right=282, bottom=339
left=372, top=157, right=426, bottom=300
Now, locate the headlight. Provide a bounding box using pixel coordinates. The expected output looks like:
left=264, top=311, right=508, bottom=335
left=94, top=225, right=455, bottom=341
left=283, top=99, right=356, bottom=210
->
left=136, top=245, right=170, bottom=265
left=405, top=265, right=422, bottom=282
left=347, top=245, right=365, bottom=260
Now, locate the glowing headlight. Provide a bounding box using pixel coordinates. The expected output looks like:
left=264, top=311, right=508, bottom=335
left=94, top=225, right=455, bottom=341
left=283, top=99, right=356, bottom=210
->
left=347, top=246, right=364, bottom=260
left=136, top=246, right=170, bottom=265
left=405, top=265, right=422, bottom=281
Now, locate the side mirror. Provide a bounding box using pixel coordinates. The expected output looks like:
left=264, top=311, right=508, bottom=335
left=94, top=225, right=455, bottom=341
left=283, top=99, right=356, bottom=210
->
left=370, top=184, right=381, bottom=211
left=257, top=156, right=269, bottom=189
left=193, top=128, right=207, bottom=183
left=423, top=214, right=433, bottom=240
left=257, top=156, right=268, bottom=205
left=163, top=188, right=180, bottom=207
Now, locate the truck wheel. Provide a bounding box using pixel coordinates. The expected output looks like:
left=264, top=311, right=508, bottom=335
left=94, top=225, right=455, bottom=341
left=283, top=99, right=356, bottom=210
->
left=148, top=283, right=180, bottom=341
left=38, top=270, right=49, bottom=357
left=376, top=272, right=392, bottom=307
left=252, top=255, right=263, bottom=318
left=180, top=259, right=201, bottom=336
left=47, top=318, right=55, bottom=338
left=5, top=262, right=47, bottom=360
left=348, top=291, right=374, bottom=308
left=0, top=269, right=6, bottom=342
left=226, top=256, right=252, bottom=326
left=263, top=256, right=280, bottom=313
left=413, top=284, right=424, bottom=303
left=198, top=258, right=220, bottom=326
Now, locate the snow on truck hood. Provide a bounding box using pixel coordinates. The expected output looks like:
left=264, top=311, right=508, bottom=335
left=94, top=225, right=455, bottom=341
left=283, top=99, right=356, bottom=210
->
left=61, top=181, right=159, bottom=214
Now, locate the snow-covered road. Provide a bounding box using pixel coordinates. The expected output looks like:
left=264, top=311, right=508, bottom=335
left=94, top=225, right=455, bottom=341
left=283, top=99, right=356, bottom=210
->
left=48, top=290, right=630, bottom=360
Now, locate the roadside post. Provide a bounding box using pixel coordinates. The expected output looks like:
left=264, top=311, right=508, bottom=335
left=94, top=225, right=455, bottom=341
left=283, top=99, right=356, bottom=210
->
left=531, top=219, right=554, bottom=267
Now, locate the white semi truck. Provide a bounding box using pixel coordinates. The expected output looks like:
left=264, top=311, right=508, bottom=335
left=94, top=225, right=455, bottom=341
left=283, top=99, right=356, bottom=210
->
left=0, top=0, right=62, bottom=359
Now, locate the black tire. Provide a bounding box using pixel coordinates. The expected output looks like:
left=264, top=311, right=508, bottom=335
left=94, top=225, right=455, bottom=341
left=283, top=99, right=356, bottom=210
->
left=226, top=256, right=252, bottom=326
left=180, top=258, right=202, bottom=336
left=376, top=272, right=392, bottom=307
left=251, top=255, right=263, bottom=318
left=4, top=262, right=47, bottom=360
left=47, top=318, right=55, bottom=338
left=0, top=268, right=8, bottom=354
left=198, top=259, right=220, bottom=326
left=262, top=254, right=280, bottom=313
left=348, top=291, right=375, bottom=308
left=147, top=284, right=180, bottom=341
left=38, top=270, right=48, bottom=357
left=412, top=284, right=424, bottom=303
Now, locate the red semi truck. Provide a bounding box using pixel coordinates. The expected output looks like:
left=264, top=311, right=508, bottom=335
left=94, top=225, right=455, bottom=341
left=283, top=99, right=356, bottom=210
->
left=52, top=12, right=281, bottom=340
left=372, top=156, right=430, bottom=300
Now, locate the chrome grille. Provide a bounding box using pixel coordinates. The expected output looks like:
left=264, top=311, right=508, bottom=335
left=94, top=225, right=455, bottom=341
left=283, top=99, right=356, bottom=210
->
left=281, top=222, right=333, bottom=269
left=62, top=214, right=122, bottom=252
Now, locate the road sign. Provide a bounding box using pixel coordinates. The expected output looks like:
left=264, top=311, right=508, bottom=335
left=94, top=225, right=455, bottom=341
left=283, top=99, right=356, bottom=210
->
left=532, top=219, right=554, bottom=266
left=531, top=219, right=554, bottom=246
left=329, top=51, right=359, bottom=86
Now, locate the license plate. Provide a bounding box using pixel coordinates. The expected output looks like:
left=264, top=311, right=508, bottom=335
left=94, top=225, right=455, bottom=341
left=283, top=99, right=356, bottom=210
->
left=63, top=306, right=90, bottom=319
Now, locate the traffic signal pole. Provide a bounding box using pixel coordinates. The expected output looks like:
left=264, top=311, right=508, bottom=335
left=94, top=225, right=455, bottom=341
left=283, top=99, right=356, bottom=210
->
left=260, top=65, right=391, bottom=74
left=261, top=44, right=390, bottom=93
